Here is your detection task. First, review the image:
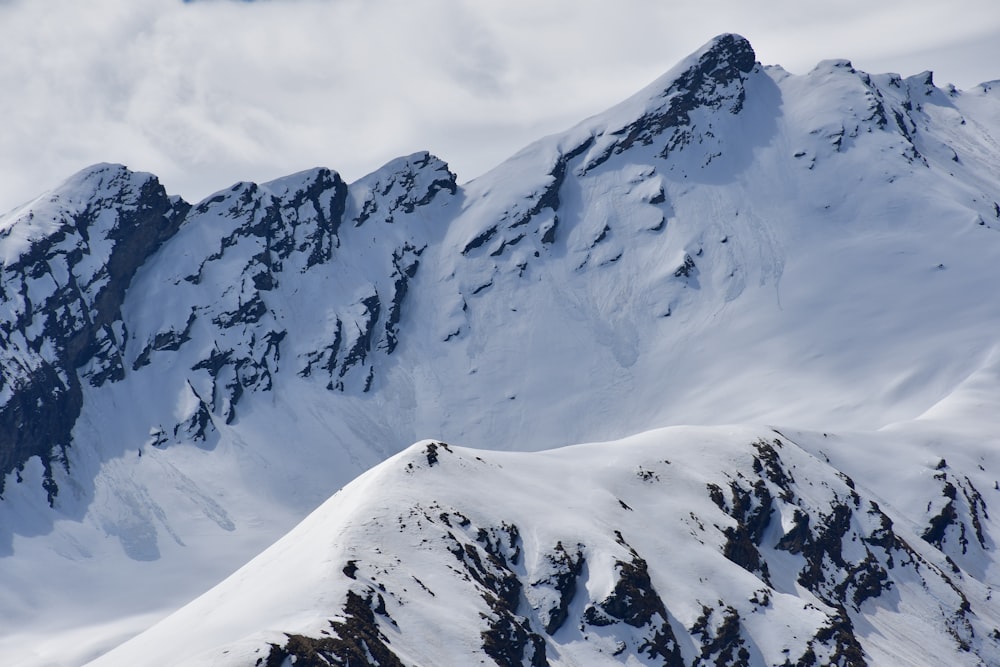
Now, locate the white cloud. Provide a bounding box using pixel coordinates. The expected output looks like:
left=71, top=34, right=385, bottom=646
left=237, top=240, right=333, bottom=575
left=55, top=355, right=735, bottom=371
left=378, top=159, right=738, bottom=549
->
left=0, top=0, right=997, bottom=212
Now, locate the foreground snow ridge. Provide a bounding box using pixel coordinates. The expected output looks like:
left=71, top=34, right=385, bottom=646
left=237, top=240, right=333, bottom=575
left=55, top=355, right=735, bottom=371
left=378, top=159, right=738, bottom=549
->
left=96, top=426, right=1000, bottom=666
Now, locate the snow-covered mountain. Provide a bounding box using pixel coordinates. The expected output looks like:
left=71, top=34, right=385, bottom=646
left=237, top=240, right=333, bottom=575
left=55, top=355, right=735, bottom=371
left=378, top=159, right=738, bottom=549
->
left=90, top=403, right=1000, bottom=666
left=2, top=33, right=1000, bottom=665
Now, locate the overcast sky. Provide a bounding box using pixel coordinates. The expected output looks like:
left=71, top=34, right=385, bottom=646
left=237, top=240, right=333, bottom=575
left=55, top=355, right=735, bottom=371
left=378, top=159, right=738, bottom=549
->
left=1, top=0, right=998, bottom=212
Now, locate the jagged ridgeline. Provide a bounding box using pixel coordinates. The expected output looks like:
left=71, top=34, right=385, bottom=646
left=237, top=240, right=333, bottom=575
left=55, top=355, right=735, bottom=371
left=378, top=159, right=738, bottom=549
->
left=0, top=153, right=457, bottom=500
left=5, top=32, right=999, bottom=505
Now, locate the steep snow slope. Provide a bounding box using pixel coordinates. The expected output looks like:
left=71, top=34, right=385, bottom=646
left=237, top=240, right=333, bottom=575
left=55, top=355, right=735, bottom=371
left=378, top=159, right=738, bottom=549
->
left=409, top=44, right=1000, bottom=444
left=1, top=34, right=1000, bottom=665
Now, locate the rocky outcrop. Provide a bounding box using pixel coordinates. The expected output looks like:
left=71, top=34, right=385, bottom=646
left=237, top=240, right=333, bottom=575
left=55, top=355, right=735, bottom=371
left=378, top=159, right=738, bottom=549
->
left=582, top=543, right=684, bottom=666
left=0, top=151, right=459, bottom=498
left=581, top=33, right=757, bottom=173
left=265, top=590, right=403, bottom=667
left=0, top=164, right=187, bottom=500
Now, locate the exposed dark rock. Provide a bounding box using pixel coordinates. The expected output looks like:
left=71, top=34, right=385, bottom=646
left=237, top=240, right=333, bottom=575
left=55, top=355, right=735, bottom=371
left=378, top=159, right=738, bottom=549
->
left=534, top=137, right=593, bottom=215
left=585, top=557, right=667, bottom=628
left=540, top=217, right=558, bottom=245
left=794, top=501, right=854, bottom=593
left=265, top=589, right=403, bottom=667
left=300, top=320, right=343, bottom=380
left=691, top=604, right=751, bottom=667
left=811, top=608, right=868, bottom=667
left=961, top=476, right=988, bottom=550
left=583, top=34, right=756, bottom=172
left=531, top=542, right=585, bottom=634
left=212, top=293, right=268, bottom=329
left=355, top=152, right=456, bottom=227
left=674, top=254, right=696, bottom=278
left=777, top=509, right=812, bottom=554
left=132, top=311, right=197, bottom=370
left=424, top=441, right=453, bottom=467
left=752, top=438, right=796, bottom=501
left=472, top=280, right=494, bottom=295
left=838, top=553, right=890, bottom=609
left=332, top=293, right=382, bottom=390
left=583, top=550, right=683, bottom=665
left=707, top=483, right=727, bottom=510
left=919, top=473, right=990, bottom=559
left=719, top=479, right=773, bottom=584
left=293, top=168, right=349, bottom=269
left=488, top=233, right=525, bottom=258
left=173, top=383, right=215, bottom=444
left=468, top=137, right=593, bottom=260
left=383, top=244, right=424, bottom=354
left=463, top=225, right=499, bottom=255
left=861, top=502, right=897, bottom=553
left=135, top=166, right=362, bottom=428
left=592, top=224, right=610, bottom=246
left=923, top=500, right=959, bottom=549
left=0, top=166, right=187, bottom=498
left=437, top=515, right=548, bottom=667
left=481, top=614, right=548, bottom=667
left=477, top=522, right=522, bottom=567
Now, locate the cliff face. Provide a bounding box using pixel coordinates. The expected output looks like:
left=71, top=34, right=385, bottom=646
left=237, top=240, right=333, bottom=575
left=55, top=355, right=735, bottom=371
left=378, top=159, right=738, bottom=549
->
left=0, top=165, right=187, bottom=500
left=0, top=152, right=458, bottom=500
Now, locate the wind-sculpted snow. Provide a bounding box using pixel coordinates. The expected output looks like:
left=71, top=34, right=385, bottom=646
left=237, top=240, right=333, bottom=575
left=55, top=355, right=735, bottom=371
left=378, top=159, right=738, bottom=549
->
left=91, top=426, right=1000, bottom=666
left=1, top=33, right=1000, bottom=666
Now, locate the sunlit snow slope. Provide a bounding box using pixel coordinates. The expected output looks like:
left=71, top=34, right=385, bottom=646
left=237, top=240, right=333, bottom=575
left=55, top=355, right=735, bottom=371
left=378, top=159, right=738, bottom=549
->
left=1, top=33, right=999, bottom=666
left=93, top=374, right=1000, bottom=665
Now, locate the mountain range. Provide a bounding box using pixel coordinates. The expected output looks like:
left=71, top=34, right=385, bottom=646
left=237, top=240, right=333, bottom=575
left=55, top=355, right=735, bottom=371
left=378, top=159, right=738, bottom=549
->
left=2, top=33, right=1000, bottom=666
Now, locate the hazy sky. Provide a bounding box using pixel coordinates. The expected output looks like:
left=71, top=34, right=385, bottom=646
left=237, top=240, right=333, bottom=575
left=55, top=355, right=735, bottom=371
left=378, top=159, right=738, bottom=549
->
left=1, top=0, right=998, bottom=212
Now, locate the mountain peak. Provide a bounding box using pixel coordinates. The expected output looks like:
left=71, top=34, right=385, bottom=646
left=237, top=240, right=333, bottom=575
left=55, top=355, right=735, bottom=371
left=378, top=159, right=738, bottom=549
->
left=517, top=33, right=760, bottom=178
left=0, top=165, right=186, bottom=500
left=634, top=32, right=756, bottom=107
left=683, top=32, right=756, bottom=83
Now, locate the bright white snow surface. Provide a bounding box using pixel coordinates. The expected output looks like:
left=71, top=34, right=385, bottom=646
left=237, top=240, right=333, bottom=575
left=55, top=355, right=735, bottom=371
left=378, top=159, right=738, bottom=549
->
left=1, top=34, right=999, bottom=665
